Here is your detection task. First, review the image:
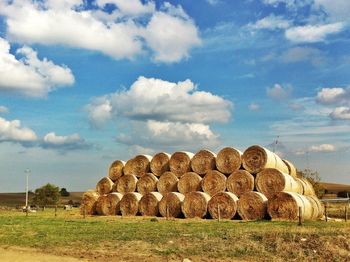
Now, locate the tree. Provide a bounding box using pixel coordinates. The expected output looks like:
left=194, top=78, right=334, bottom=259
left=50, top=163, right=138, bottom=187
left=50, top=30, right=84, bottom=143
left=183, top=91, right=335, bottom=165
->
left=60, top=188, right=70, bottom=197
left=297, top=169, right=325, bottom=198
left=32, top=183, right=60, bottom=207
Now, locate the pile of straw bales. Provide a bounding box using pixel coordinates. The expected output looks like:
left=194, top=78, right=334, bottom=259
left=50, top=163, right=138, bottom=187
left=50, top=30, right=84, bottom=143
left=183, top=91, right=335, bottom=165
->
left=81, top=145, right=323, bottom=221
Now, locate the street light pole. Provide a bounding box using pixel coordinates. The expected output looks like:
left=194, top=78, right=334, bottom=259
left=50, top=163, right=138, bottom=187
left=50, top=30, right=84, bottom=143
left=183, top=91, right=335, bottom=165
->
left=25, top=169, right=31, bottom=210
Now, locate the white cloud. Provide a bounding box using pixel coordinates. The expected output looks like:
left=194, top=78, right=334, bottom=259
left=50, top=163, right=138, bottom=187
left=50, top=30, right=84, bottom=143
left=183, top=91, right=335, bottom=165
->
left=249, top=103, right=260, bottom=111
left=330, top=107, right=350, bottom=120
left=0, top=1, right=200, bottom=63
left=285, top=22, right=344, bottom=43
left=267, top=84, right=292, bottom=100
left=248, top=14, right=291, bottom=30
left=0, top=37, right=74, bottom=97
left=309, top=144, right=336, bottom=153
left=87, top=76, right=232, bottom=127
left=313, top=0, right=350, bottom=22
left=262, top=0, right=312, bottom=10
left=41, top=132, right=91, bottom=151
left=0, top=106, right=9, bottom=114
left=316, top=87, right=350, bottom=105
left=281, top=46, right=324, bottom=66
left=206, top=0, right=221, bottom=6
left=0, top=117, right=37, bottom=143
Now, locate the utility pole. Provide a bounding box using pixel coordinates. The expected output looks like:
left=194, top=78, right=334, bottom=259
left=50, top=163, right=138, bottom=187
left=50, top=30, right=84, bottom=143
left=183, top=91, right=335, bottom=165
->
left=273, top=135, right=279, bottom=153
left=25, top=169, right=31, bottom=211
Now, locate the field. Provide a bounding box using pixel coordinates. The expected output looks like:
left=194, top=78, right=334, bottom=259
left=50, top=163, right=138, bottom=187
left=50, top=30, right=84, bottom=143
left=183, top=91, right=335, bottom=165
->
left=0, top=208, right=349, bottom=262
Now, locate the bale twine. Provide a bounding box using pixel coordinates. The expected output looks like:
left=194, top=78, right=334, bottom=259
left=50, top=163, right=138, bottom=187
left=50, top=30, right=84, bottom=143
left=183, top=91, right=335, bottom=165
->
left=96, top=192, right=123, bottom=216
left=208, top=192, right=238, bottom=220
left=80, top=190, right=99, bottom=215
left=96, top=177, right=114, bottom=195
left=120, top=192, right=142, bottom=216
left=237, top=191, right=268, bottom=220
left=150, top=152, right=170, bottom=176
left=177, top=172, right=202, bottom=194
left=305, top=195, right=324, bottom=219
left=157, top=171, right=179, bottom=194
left=282, top=159, right=297, bottom=178
left=136, top=173, right=158, bottom=195
left=124, top=154, right=152, bottom=177
left=182, top=191, right=211, bottom=218
left=169, top=151, right=194, bottom=177
left=190, top=149, right=216, bottom=176
left=226, top=170, right=254, bottom=197
left=159, top=192, right=185, bottom=218
left=108, top=160, right=125, bottom=182
left=139, top=192, right=163, bottom=216
left=296, top=177, right=316, bottom=196
left=267, top=192, right=314, bottom=220
left=201, top=170, right=227, bottom=196
left=255, top=168, right=302, bottom=199
left=116, top=174, right=138, bottom=194
left=216, top=147, right=242, bottom=174
left=242, top=145, right=289, bottom=174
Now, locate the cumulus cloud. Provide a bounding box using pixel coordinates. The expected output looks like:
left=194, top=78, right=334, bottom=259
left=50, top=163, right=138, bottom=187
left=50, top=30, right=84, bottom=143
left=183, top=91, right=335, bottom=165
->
left=316, top=87, right=350, bottom=105
left=281, top=46, right=325, bottom=66
left=41, top=132, right=91, bottom=151
left=206, top=0, right=221, bottom=5
left=285, top=22, right=344, bottom=43
left=330, top=107, right=350, bottom=120
left=248, top=14, right=291, bottom=30
left=0, top=37, right=74, bottom=97
left=249, top=103, right=260, bottom=111
left=0, top=106, right=9, bottom=114
left=0, top=0, right=201, bottom=63
left=309, top=144, right=336, bottom=153
left=313, top=0, right=350, bottom=22
left=267, top=84, right=292, bottom=100
left=0, top=117, right=37, bottom=144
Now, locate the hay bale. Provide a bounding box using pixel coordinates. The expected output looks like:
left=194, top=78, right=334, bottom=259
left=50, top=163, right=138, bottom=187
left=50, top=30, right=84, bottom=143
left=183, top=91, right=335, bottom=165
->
left=96, top=192, right=123, bottom=216
left=226, top=170, right=254, bottom=197
left=208, top=192, right=238, bottom=220
left=190, top=149, right=216, bottom=176
left=139, top=192, right=163, bottom=216
left=182, top=192, right=211, bottom=218
left=80, top=190, right=99, bottom=215
left=305, top=195, right=324, bottom=219
left=116, top=174, right=138, bottom=194
left=136, top=173, right=158, bottom=195
left=177, top=172, right=202, bottom=194
left=267, top=192, right=314, bottom=220
left=108, top=160, right=125, bottom=182
left=150, top=152, right=170, bottom=176
left=124, top=154, right=152, bottom=177
left=96, top=177, right=114, bottom=195
left=237, top=191, right=268, bottom=220
left=282, top=159, right=297, bottom=178
left=169, top=151, right=194, bottom=177
left=242, top=145, right=289, bottom=174
left=120, top=192, right=142, bottom=216
left=216, top=147, right=242, bottom=174
left=157, top=171, right=179, bottom=194
left=201, top=170, right=227, bottom=196
left=255, top=168, right=302, bottom=199
left=296, top=177, right=316, bottom=196
left=159, top=192, right=185, bottom=218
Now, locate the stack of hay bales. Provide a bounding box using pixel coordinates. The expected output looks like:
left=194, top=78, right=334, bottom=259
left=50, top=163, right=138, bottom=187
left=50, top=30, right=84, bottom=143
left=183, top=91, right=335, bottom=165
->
left=81, top=145, right=323, bottom=221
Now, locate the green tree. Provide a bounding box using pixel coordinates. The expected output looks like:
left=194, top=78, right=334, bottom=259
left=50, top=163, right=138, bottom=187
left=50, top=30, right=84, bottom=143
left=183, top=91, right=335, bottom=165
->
left=297, top=169, right=325, bottom=198
left=59, top=188, right=70, bottom=197
left=33, top=183, right=60, bottom=207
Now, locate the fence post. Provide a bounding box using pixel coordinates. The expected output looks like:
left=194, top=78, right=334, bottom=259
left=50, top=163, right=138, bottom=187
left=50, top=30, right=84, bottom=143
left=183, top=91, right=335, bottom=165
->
left=166, top=204, right=169, bottom=220
left=298, top=206, right=302, bottom=226
left=217, top=204, right=221, bottom=222
left=345, top=206, right=348, bottom=222
left=55, top=205, right=57, bottom=217
left=325, top=203, right=328, bottom=222
left=83, top=205, right=86, bottom=219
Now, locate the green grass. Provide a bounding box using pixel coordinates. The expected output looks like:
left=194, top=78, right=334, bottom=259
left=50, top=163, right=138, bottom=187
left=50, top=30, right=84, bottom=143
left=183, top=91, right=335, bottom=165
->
left=0, top=209, right=349, bottom=261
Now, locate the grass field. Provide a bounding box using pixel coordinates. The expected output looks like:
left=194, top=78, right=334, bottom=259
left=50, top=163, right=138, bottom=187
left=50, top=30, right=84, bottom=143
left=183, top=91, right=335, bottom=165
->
left=0, top=209, right=349, bottom=261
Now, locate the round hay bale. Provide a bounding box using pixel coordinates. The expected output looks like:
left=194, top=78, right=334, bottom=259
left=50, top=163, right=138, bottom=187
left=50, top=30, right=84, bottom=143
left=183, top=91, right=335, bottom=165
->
left=237, top=191, right=268, bottom=220
left=96, top=192, right=123, bottom=216
left=157, top=171, right=179, bottom=194
left=305, top=195, right=324, bottom=219
left=169, top=151, right=194, bottom=177
left=226, top=170, right=254, bottom=197
left=296, top=177, right=316, bottom=196
left=255, top=168, right=302, bottom=199
left=242, top=145, right=289, bottom=174
left=177, top=172, right=202, bottom=194
left=124, top=154, right=152, bottom=177
left=108, top=160, right=125, bottom=182
left=120, top=192, right=142, bottom=216
left=139, top=192, right=163, bottom=216
left=208, top=192, right=238, bottom=220
left=216, top=147, right=242, bottom=174
left=159, top=192, right=185, bottom=218
left=96, top=177, right=114, bottom=195
left=150, top=152, right=170, bottom=176
left=182, top=191, right=211, bottom=218
left=136, top=173, right=158, bottom=195
left=116, top=174, right=138, bottom=194
left=201, top=170, right=227, bottom=196
left=80, top=190, right=99, bottom=215
left=190, top=149, right=216, bottom=176
left=267, top=192, right=314, bottom=220
left=282, top=159, right=297, bottom=178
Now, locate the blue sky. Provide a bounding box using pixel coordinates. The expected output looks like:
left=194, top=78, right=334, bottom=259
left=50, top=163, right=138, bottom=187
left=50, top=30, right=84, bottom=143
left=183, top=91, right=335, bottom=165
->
left=0, top=0, right=350, bottom=192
